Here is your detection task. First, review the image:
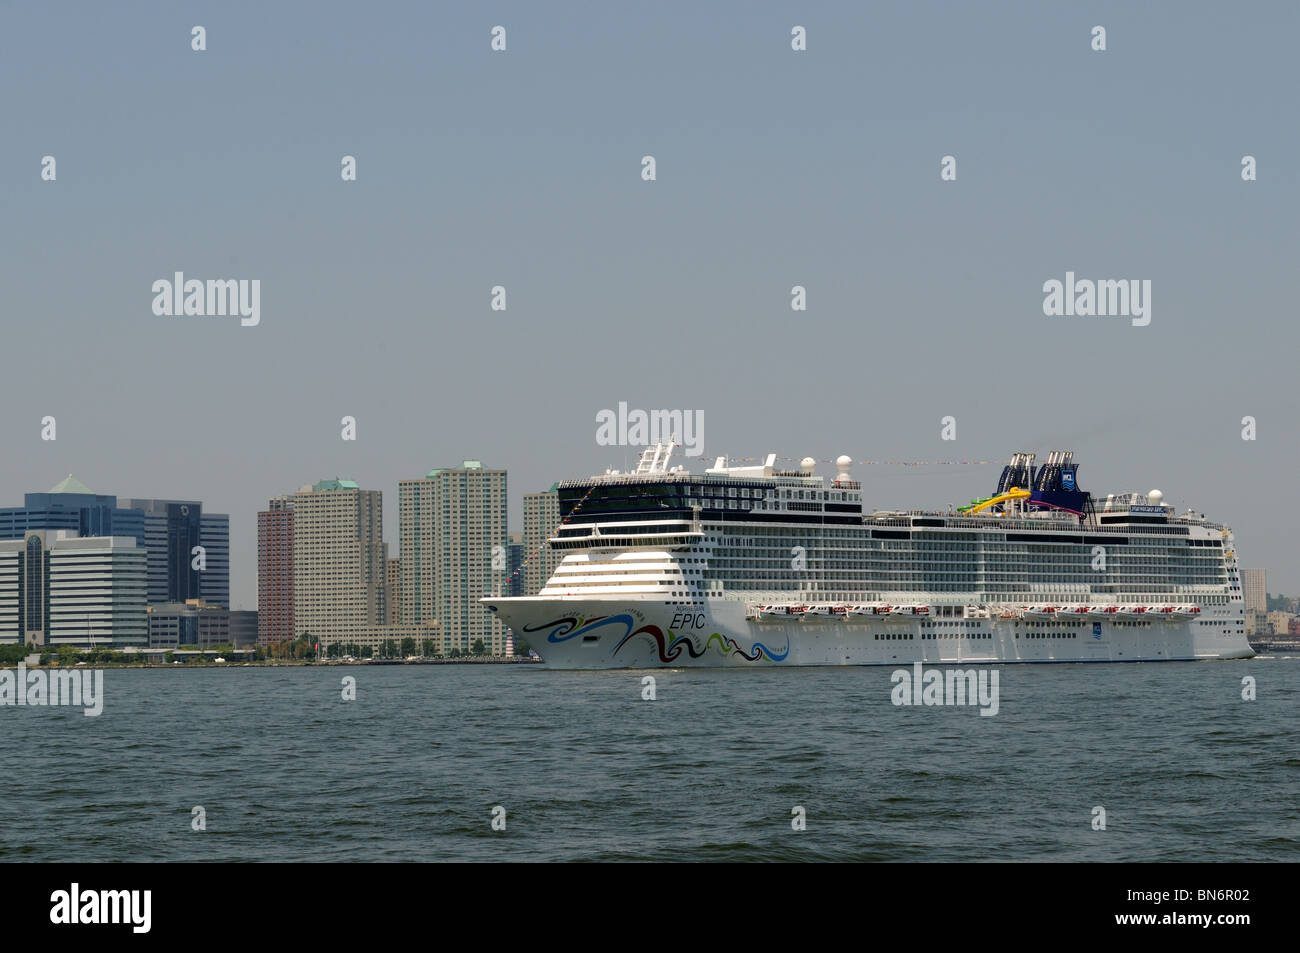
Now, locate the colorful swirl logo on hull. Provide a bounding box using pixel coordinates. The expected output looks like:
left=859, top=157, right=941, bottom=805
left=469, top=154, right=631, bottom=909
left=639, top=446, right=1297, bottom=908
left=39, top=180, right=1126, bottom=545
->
left=521, top=614, right=788, bottom=663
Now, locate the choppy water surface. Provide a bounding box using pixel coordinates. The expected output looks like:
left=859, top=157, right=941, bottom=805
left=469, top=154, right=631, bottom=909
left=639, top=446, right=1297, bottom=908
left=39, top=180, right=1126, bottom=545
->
left=2, top=658, right=1296, bottom=861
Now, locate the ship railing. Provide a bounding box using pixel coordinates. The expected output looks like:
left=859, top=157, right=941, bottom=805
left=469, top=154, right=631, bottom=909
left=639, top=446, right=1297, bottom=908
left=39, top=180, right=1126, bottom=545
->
left=555, top=473, right=694, bottom=490
left=888, top=514, right=1233, bottom=535
left=548, top=532, right=703, bottom=551
left=557, top=472, right=825, bottom=488
left=1168, top=518, right=1228, bottom=531
left=867, top=516, right=912, bottom=527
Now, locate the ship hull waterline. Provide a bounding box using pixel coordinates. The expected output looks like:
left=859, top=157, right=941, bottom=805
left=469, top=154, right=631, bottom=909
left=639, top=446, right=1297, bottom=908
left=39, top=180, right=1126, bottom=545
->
left=484, top=597, right=1255, bottom=670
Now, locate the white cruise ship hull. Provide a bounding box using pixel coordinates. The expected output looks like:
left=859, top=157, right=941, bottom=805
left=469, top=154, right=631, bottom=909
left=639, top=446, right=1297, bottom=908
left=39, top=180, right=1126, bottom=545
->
left=484, top=597, right=1255, bottom=670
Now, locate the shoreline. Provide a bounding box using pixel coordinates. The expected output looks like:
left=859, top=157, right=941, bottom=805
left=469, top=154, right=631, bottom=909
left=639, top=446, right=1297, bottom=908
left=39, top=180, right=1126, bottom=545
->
left=1, top=658, right=543, bottom=670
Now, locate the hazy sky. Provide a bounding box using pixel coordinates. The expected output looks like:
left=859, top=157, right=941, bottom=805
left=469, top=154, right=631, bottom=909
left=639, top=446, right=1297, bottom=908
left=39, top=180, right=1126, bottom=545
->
left=3, top=1, right=1297, bottom=608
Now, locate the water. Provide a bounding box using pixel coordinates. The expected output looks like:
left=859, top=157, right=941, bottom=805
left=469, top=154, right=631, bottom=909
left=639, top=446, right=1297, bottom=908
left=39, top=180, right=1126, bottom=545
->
left=2, top=659, right=1297, bottom=861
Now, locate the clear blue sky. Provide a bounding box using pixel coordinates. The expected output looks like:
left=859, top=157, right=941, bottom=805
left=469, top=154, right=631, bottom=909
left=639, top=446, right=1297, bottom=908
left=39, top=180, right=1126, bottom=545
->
left=2, top=1, right=1297, bottom=607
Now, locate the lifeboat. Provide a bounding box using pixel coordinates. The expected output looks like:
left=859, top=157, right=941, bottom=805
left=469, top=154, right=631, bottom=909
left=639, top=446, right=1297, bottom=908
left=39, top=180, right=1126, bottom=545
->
left=1024, top=605, right=1058, bottom=620
left=998, top=607, right=1022, bottom=620
left=890, top=605, right=919, bottom=616
left=844, top=605, right=874, bottom=618
left=914, top=605, right=932, bottom=617
left=872, top=605, right=893, bottom=616
left=830, top=605, right=849, bottom=617
left=1070, top=606, right=1091, bottom=618
left=1171, top=605, right=1199, bottom=621
left=801, top=605, right=832, bottom=619
left=1086, top=606, right=1112, bottom=619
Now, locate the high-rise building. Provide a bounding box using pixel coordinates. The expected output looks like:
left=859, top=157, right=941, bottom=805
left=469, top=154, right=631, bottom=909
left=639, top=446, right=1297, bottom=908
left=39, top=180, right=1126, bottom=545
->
left=386, top=557, right=401, bottom=625
left=291, top=479, right=387, bottom=648
left=399, top=461, right=508, bottom=654
left=199, top=513, right=230, bottom=607
left=1242, top=568, right=1267, bottom=615
left=257, top=496, right=294, bottom=645
left=0, top=475, right=145, bottom=549
left=0, top=531, right=147, bottom=648
left=118, top=498, right=204, bottom=606
left=522, top=485, right=561, bottom=597
left=506, top=533, right=524, bottom=597
left=2, top=482, right=228, bottom=612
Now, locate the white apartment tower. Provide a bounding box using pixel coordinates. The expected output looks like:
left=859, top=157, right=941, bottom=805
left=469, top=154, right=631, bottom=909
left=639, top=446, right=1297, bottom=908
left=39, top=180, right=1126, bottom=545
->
left=399, top=462, right=507, bottom=654
left=522, top=486, right=562, bottom=598
left=290, top=479, right=387, bottom=648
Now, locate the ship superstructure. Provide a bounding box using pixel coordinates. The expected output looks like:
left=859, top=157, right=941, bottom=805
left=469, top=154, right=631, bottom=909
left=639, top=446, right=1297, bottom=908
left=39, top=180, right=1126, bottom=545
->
left=482, top=444, right=1251, bottom=668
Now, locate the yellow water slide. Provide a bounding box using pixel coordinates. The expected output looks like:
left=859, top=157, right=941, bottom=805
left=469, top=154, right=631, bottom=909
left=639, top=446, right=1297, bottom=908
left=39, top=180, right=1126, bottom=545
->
left=962, top=487, right=1031, bottom=514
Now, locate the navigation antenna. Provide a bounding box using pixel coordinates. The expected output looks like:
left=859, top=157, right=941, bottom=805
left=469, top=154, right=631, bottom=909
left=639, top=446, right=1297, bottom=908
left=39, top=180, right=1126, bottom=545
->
left=633, top=436, right=676, bottom=474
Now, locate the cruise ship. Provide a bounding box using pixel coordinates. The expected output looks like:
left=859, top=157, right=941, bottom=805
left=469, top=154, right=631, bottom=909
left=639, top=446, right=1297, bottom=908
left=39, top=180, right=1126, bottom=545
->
left=482, top=444, right=1252, bottom=668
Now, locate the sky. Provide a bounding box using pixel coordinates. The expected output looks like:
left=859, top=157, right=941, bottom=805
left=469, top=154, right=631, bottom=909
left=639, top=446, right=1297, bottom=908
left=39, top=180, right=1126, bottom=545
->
left=2, top=1, right=1297, bottom=609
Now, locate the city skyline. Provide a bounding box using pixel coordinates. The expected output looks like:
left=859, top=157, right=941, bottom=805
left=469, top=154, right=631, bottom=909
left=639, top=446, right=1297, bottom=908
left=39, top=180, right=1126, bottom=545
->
left=5, top=449, right=1299, bottom=612
left=4, top=2, right=1297, bottom=608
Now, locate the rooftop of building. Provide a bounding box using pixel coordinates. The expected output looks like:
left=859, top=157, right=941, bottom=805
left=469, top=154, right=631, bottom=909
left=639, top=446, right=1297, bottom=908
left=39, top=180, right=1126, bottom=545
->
left=148, top=599, right=228, bottom=614
left=312, top=478, right=360, bottom=492
left=49, top=474, right=95, bottom=494
left=421, top=461, right=502, bottom=478
left=0, top=532, right=142, bottom=551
